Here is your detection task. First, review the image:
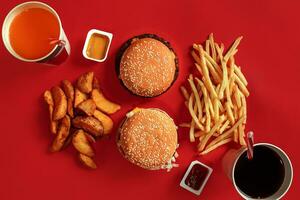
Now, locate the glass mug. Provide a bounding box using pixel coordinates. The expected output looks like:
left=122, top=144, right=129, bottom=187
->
left=223, top=143, right=293, bottom=200
left=2, top=1, right=70, bottom=65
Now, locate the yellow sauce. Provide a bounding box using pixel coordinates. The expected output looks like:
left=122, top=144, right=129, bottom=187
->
left=86, top=33, right=109, bottom=60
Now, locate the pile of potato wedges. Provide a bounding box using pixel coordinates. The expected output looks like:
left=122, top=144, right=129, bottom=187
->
left=43, top=72, right=120, bottom=169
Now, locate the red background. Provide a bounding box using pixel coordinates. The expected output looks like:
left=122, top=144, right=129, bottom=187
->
left=0, top=0, right=299, bottom=199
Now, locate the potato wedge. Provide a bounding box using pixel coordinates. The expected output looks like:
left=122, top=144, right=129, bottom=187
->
left=93, top=110, right=113, bottom=134
left=72, top=129, right=94, bottom=157
left=77, top=72, right=94, bottom=94
left=61, top=80, right=74, bottom=99
left=78, top=153, right=97, bottom=169
left=67, top=99, right=74, bottom=117
left=84, top=132, right=96, bottom=143
left=61, top=80, right=75, bottom=118
left=51, top=115, right=71, bottom=152
left=51, top=86, right=67, bottom=120
left=72, top=116, right=103, bottom=137
left=43, top=90, right=58, bottom=134
left=92, top=76, right=100, bottom=89
left=77, top=99, right=96, bottom=116
left=74, top=88, right=87, bottom=108
left=44, top=90, right=54, bottom=106
left=62, top=128, right=74, bottom=149
left=91, top=89, right=121, bottom=114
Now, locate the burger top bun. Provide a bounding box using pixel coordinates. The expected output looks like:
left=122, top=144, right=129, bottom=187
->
left=119, top=38, right=176, bottom=97
left=117, top=108, right=178, bottom=170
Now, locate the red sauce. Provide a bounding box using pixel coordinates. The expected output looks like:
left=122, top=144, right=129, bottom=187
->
left=184, top=164, right=209, bottom=190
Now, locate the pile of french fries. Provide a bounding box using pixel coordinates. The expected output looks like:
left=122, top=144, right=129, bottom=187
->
left=43, top=72, right=121, bottom=169
left=180, top=34, right=249, bottom=155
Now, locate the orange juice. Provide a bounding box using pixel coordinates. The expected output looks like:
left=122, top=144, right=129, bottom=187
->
left=9, top=7, right=60, bottom=60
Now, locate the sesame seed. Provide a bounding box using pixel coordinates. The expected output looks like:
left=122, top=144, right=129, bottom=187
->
left=119, top=109, right=178, bottom=169
left=119, top=38, right=176, bottom=97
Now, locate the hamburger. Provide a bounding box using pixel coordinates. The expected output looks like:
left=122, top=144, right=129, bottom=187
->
left=117, top=108, right=179, bottom=170
left=116, top=34, right=179, bottom=97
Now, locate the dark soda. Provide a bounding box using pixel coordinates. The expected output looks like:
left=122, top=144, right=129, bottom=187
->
left=234, top=145, right=285, bottom=198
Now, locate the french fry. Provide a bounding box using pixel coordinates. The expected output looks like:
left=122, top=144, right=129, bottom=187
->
left=215, top=42, right=225, bottom=63
left=195, top=131, right=205, bottom=138
left=198, top=116, right=224, bottom=151
left=208, top=96, right=214, bottom=119
left=199, top=134, right=205, bottom=142
left=234, top=65, right=248, bottom=86
left=194, top=45, right=222, bottom=77
left=225, top=102, right=235, bottom=125
left=215, top=43, right=223, bottom=60
left=200, top=138, right=233, bottom=155
left=205, top=106, right=211, bottom=132
left=229, top=75, right=236, bottom=95
left=220, top=43, right=225, bottom=54
left=218, top=59, right=228, bottom=99
left=239, top=124, right=246, bottom=145
left=219, top=120, right=230, bottom=134
left=198, top=46, right=218, bottom=98
left=194, top=63, right=203, bottom=76
left=213, top=98, right=219, bottom=122
left=209, top=33, right=217, bottom=60
left=233, top=105, right=239, bottom=120
left=224, top=36, right=243, bottom=61
left=205, top=40, right=210, bottom=55
left=206, top=59, right=222, bottom=84
left=241, top=93, right=247, bottom=120
left=191, top=50, right=201, bottom=67
left=233, top=73, right=250, bottom=97
left=189, top=120, right=196, bottom=142
left=188, top=75, right=202, bottom=120
left=191, top=93, right=198, bottom=142
left=188, top=95, right=204, bottom=131
left=180, top=86, right=189, bottom=101
left=228, top=56, right=235, bottom=78
left=196, top=78, right=211, bottom=132
left=205, top=54, right=223, bottom=77
left=225, top=81, right=233, bottom=108
left=231, top=49, right=238, bottom=58
left=218, top=100, right=225, bottom=113
left=181, top=35, right=250, bottom=155
left=233, top=85, right=242, bottom=108
left=179, top=123, right=191, bottom=128
left=233, top=129, right=238, bottom=143
left=207, top=115, right=246, bottom=148
left=200, top=115, right=206, bottom=124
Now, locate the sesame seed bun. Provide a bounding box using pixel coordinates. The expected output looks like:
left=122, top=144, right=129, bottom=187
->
left=116, top=34, right=179, bottom=97
left=117, top=108, right=178, bottom=170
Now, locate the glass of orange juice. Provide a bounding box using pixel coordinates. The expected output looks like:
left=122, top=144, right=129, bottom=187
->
left=2, top=1, right=70, bottom=65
